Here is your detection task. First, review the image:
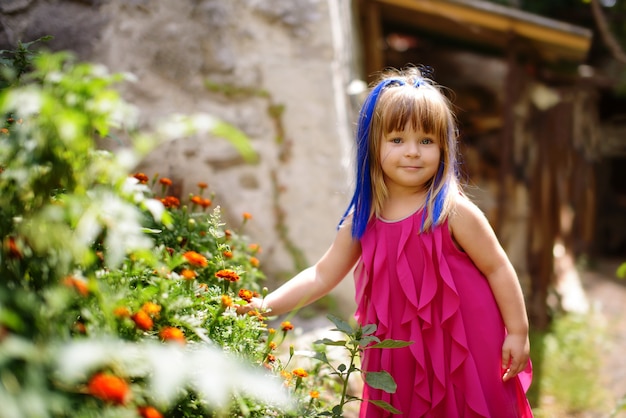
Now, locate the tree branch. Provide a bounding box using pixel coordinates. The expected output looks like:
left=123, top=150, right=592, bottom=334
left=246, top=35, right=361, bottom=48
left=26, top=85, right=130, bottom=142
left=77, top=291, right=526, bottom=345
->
left=590, top=0, right=626, bottom=65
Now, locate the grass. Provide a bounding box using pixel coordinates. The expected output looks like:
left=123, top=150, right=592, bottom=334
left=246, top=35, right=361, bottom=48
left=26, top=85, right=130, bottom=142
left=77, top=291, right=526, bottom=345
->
left=528, top=310, right=612, bottom=417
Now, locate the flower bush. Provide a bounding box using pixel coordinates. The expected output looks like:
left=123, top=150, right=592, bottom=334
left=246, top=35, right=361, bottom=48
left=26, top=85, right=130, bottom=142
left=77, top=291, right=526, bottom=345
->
left=0, top=41, right=406, bottom=417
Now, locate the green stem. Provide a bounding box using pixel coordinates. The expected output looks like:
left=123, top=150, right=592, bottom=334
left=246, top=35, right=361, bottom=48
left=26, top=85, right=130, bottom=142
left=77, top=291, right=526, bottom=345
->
left=338, top=344, right=358, bottom=415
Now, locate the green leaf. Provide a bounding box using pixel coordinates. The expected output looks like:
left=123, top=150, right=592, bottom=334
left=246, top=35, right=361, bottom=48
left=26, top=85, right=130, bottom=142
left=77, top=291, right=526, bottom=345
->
left=361, top=323, right=377, bottom=335
left=365, top=371, right=397, bottom=393
left=370, top=339, right=414, bottom=349
left=617, top=262, right=626, bottom=279
left=327, top=314, right=354, bottom=335
left=312, top=351, right=329, bottom=363
left=316, top=338, right=347, bottom=346
left=358, top=335, right=380, bottom=347
left=212, top=120, right=258, bottom=163
left=368, top=399, right=403, bottom=414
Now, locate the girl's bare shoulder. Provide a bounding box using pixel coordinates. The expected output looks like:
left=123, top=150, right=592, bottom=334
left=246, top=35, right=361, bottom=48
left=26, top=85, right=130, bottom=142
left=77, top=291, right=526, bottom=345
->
left=448, top=195, right=490, bottom=236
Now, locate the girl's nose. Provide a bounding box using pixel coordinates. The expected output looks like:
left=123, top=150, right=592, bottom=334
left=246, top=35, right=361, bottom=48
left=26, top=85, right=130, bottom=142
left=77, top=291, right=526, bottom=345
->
left=405, top=142, right=420, bottom=157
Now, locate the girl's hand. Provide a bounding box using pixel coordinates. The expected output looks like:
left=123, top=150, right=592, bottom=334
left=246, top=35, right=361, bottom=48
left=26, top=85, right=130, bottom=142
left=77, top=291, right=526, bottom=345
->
left=235, top=297, right=264, bottom=315
left=501, top=333, right=530, bottom=382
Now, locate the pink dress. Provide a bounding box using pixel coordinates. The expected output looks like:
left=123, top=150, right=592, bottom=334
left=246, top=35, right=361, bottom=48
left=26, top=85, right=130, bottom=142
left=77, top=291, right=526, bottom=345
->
left=354, top=210, right=533, bottom=417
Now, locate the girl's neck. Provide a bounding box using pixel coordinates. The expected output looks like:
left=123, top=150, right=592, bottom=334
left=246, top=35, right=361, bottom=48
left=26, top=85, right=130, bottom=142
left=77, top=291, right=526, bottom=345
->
left=380, top=190, right=427, bottom=221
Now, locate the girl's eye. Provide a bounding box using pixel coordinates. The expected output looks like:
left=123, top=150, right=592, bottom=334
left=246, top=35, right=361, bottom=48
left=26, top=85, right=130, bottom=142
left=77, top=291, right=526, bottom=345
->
left=391, top=137, right=402, bottom=144
left=420, top=138, right=434, bottom=144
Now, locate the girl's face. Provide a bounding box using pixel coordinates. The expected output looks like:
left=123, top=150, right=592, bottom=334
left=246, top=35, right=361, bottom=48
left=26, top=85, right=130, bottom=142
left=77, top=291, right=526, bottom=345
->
left=379, top=122, right=441, bottom=195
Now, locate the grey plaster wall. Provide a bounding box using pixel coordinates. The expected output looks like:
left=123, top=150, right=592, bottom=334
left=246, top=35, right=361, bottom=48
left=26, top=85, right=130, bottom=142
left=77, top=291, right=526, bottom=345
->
left=0, top=0, right=361, bottom=314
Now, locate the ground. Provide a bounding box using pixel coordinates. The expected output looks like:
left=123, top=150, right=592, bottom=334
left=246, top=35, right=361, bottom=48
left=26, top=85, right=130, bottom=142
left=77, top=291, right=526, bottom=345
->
left=580, top=258, right=626, bottom=418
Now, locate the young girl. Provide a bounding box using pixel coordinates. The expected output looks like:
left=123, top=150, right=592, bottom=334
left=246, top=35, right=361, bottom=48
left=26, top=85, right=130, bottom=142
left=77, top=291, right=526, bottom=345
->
left=240, top=67, right=533, bottom=417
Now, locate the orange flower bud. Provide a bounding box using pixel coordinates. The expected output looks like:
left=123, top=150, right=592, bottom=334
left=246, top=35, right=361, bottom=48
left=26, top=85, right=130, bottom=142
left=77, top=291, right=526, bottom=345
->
left=221, top=295, right=233, bottom=308
left=138, top=406, right=163, bottom=418
left=281, top=321, right=294, bottom=331
left=292, top=368, right=308, bottom=378
left=183, top=251, right=208, bottom=268
left=132, top=310, right=153, bottom=331
left=113, top=306, right=131, bottom=318
left=133, top=173, right=149, bottom=184
left=88, top=373, right=130, bottom=405
left=159, top=177, right=172, bottom=186
left=159, top=327, right=185, bottom=344
left=62, top=276, right=89, bottom=296
left=141, top=302, right=161, bottom=317
left=180, top=269, right=197, bottom=280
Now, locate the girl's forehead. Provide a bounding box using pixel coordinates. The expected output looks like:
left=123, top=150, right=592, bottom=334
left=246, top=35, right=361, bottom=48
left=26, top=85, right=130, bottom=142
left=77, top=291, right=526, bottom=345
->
left=379, top=89, right=448, bottom=127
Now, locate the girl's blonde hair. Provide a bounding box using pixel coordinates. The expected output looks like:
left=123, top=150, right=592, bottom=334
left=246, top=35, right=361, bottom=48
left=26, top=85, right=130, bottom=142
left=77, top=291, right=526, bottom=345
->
left=340, top=66, right=461, bottom=238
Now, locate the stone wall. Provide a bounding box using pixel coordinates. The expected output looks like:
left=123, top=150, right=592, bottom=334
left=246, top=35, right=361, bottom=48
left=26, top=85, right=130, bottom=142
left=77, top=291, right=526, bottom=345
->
left=0, top=0, right=361, bottom=314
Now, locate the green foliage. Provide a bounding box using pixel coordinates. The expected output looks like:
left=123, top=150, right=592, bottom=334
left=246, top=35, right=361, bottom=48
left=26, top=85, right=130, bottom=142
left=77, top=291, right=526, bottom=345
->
left=530, top=312, right=610, bottom=417
left=0, top=45, right=290, bottom=417
left=0, top=40, right=408, bottom=418
left=617, top=262, right=626, bottom=279
left=0, top=35, right=53, bottom=89
left=306, top=314, right=412, bottom=417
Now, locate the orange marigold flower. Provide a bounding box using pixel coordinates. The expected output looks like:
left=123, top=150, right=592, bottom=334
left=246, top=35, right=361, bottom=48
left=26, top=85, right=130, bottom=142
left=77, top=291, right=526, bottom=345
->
left=200, top=198, right=212, bottom=208
left=249, top=256, right=260, bottom=267
left=280, top=370, right=292, bottom=381
left=281, top=321, right=294, bottom=331
left=138, top=406, right=163, bottom=418
left=248, top=310, right=265, bottom=321
left=266, top=354, right=276, bottom=363
left=183, top=251, right=208, bottom=268
left=159, top=327, right=185, bottom=344
left=242, top=212, right=252, bottom=220
left=215, top=269, right=239, bottom=282
left=180, top=269, right=197, bottom=280
left=5, top=236, right=22, bottom=259
left=73, top=321, right=87, bottom=334
left=292, top=368, right=308, bottom=378
left=159, top=177, right=172, bottom=186
left=223, top=250, right=233, bottom=258
left=161, top=196, right=180, bottom=208
left=113, top=306, right=131, bottom=318
left=238, top=288, right=254, bottom=302
left=133, top=173, right=149, bottom=184
left=62, top=276, right=89, bottom=296
left=190, top=195, right=203, bottom=206
left=248, top=243, right=261, bottom=253
left=198, top=283, right=209, bottom=291
left=310, top=390, right=320, bottom=399
left=197, top=182, right=208, bottom=189
left=132, top=310, right=153, bottom=331
left=88, top=373, right=130, bottom=405
left=0, top=128, right=8, bottom=135
left=221, top=295, right=233, bottom=308
left=141, top=302, right=162, bottom=317
left=269, top=341, right=277, bottom=350
left=268, top=328, right=276, bottom=334
left=224, top=229, right=232, bottom=238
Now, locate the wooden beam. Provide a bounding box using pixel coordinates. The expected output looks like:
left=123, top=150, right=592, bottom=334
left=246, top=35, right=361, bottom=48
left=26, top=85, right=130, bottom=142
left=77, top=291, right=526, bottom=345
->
left=363, top=0, right=385, bottom=78
left=374, top=0, right=592, bottom=62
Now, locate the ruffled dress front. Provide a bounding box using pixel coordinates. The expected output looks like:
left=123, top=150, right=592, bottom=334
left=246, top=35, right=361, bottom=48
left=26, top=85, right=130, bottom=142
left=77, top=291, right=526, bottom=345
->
left=354, top=209, right=533, bottom=417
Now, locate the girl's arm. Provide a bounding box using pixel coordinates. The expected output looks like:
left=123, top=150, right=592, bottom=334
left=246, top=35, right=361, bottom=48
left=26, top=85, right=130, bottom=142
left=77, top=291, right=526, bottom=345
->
left=239, top=221, right=362, bottom=317
left=449, top=197, right=530, bottom=382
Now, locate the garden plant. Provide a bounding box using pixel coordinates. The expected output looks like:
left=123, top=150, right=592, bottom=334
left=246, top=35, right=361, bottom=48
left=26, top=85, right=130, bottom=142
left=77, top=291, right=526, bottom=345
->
left=0, top=40, right=407, bottom=417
